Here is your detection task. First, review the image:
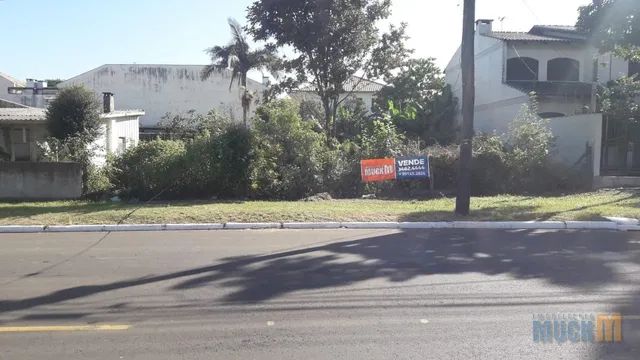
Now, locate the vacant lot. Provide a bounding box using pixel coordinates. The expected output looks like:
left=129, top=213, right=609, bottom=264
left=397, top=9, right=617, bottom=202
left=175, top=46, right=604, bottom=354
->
left=0, top=190, right=637, bottom=225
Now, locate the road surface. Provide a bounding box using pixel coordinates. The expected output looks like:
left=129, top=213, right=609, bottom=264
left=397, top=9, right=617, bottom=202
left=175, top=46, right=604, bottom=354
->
left=0, top=229, right=639, bottom=359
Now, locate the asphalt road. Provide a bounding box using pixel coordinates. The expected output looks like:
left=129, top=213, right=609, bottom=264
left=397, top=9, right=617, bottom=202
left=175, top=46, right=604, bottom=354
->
left=0, top=229, right=639, bottom=359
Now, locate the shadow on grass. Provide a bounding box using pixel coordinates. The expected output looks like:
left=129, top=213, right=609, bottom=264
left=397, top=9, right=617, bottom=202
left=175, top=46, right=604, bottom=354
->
left=0, top=200, right=250, bottom=221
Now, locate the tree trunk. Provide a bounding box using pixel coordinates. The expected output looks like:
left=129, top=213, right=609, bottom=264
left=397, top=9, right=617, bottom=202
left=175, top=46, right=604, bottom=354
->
left=241, top=75, right=248, bottom=127
left=455, top=0, right=475, bottom=216
left=321, top=97, right=332, bottom=140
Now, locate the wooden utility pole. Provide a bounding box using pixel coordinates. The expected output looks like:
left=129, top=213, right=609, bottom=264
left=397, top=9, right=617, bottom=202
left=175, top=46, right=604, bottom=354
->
left=455, top=0, right=476, bottom=216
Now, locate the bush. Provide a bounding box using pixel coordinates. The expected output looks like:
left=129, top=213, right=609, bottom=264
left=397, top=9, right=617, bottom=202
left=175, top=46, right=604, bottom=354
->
left=85, top=164, right=113, bottom=196
left=251, top=100, right=327, bottom=199
left=182, top=124, right=252, bottom=198
left=111, top=139, right=187, bottom=199
left=472, top=133, right=509, bottom=195
left=46, top=85, right=102, bottom=141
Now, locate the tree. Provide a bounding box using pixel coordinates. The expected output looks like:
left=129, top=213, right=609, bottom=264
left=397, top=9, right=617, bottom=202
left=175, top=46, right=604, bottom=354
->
left=375, top=58, right=456, bottom=144
left=246, top=0, right=412, bottom=139
left=201, top=18, right=278, bottom=127
left=45, top=85, right=102, bottom=194
left=600, top=76, right=640, bottom=122
left=46, top=85, right=101, bottom=142
left=577, top=0, right=640, bottom=60
left=455, top=0, right=475, bottom=216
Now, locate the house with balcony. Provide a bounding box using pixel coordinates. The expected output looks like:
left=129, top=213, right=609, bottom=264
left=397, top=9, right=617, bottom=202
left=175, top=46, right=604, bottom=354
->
left=445, top=20, right=639, bottom=185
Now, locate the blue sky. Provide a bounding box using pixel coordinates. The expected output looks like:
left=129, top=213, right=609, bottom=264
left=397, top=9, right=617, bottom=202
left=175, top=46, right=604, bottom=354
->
left=1, top=0, right=589, bottom=81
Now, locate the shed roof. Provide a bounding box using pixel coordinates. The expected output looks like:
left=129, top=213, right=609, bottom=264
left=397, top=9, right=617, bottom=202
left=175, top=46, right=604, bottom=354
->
left=296, top=75, right=386, bottom=93
left=0, top=108, right=46, bottom=122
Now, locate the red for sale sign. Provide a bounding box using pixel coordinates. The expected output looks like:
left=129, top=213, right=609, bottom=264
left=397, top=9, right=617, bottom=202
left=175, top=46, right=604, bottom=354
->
left=360, top=158, right=396, bottom=183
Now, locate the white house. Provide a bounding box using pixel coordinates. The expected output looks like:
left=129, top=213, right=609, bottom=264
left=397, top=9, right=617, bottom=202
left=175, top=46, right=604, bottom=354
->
left=0, top=73, right=57, bottom=109
left=60, top=64, right=266, bottom=138
left=0, top=93, right=143, bottom=165
left=289, top=75, right=386, bottom=113
left=445, top=20, right=639, bottom=182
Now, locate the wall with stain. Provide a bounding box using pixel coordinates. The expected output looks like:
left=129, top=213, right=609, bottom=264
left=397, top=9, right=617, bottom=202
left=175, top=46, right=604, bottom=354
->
left=60, top=64, right=266, bottom=128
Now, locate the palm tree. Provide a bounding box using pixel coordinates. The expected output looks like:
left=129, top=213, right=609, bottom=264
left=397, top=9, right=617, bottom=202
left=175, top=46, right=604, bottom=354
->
left=201, top=18, right=277, bottom=126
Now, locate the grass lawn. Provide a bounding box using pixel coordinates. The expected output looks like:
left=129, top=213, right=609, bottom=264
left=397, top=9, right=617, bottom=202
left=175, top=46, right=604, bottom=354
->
left=0, top=189, right=638, bottom=225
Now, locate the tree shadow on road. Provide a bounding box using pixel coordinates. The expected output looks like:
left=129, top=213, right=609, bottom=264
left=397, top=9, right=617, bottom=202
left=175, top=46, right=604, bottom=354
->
left=1, top=228, right=639, bottom=358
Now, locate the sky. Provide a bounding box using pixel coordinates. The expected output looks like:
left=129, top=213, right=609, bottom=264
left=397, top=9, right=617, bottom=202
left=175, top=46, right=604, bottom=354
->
left=0, top=0, right=590, bottom=82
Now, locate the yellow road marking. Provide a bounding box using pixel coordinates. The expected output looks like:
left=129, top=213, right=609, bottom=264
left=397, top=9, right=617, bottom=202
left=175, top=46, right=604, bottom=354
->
left=0, top=324, right=130, bottom=333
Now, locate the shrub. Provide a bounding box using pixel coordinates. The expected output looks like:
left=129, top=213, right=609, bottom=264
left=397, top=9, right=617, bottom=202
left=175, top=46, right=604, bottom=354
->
left=111, top=139, right=186, bottom=199
left=321, top=140, right=365, bottom=198
left=251, top=100, right=327, bottom=199
left=472, top=133, right=509, bottom=195
left=84, top=164, right=113, bottom=196
left=359, top=113, right=405, bottom=159
left=46, top=85, right=102, bottom=141
left=182, top=124, right=252, bottom=198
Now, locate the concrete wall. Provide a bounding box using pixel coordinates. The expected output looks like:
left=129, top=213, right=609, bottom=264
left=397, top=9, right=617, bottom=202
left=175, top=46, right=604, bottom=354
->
left=596, top=53, right=631, bottom=83
left=0, top=162, right=82, bottom=200
left=60, top=64, right=266, bottom=128
left=548, top=113, right=602, bottom=176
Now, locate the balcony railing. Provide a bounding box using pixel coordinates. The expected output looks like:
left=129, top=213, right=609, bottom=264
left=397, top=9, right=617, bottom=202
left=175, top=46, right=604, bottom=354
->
left=505, top=80, right=594, bottom=98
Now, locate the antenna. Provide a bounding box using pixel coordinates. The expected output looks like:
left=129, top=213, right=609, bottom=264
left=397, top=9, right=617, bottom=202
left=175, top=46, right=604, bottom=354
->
left=498, top=16, right=506, bottom=31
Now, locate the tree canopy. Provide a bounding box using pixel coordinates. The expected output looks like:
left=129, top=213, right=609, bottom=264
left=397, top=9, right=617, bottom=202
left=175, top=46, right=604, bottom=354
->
left=246, top=0, right=412, bottom=138
left=375, top=58, right=456, bottom=144
left=46, top=85, right=102, bottom=141
left=577, top=0, right=640, bottom=60
left=201, top=18, right=278, bottom=126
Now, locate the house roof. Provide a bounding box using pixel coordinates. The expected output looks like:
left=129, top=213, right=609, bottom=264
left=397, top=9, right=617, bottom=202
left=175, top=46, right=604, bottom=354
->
left=0, top=99, right=29, bottom=108
left=485, top=32, right=576, bottom=42
left=0, top=108, right=46, bottom=122
left=0, top=72, right=26, bottom=87
left=295, top=75, right=386, bottom=93
left=486, top=24, right=587, bottom=43
left=0, top=108, right=145, bottom=123
left=102, top=110, right=146, bottom=119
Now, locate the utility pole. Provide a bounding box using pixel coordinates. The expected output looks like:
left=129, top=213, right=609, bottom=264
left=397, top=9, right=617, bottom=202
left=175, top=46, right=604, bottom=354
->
left=455, top=0, right=475, bottom=216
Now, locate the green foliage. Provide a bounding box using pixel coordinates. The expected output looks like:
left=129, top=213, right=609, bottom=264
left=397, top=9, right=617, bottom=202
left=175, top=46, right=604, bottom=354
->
left=600, top=76, right=640, bottom=122
left=111, top=139, right=187, bottom=199
left=577, top=0, right=640, bottom=60
left=36, top=134, right=102, bottom=194
left=335, top=98, right=370, bottom=142
left=504, top=104, right=555, bottom=191
left=359, top=112, right=405, bottom=159
left=182, top=124, right=253, bottom=198
left=46, top=85, right=102, bottom=142
left=158, top=109, right=232, bottom=139
left=85, top=164, right=113, bottom=196
left=247, top=0, right=412, bottom=137
left=376, top=59, right=456, bottom=144
left=201, top=18, right=278, bottom=125
left=250, top=100, right=327, bottom=199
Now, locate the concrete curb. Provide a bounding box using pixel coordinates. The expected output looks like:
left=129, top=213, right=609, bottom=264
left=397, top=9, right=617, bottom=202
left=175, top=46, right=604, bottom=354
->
left=224, top=222, right=281, bottom=230
left=0, top=220, right=638, bottom=234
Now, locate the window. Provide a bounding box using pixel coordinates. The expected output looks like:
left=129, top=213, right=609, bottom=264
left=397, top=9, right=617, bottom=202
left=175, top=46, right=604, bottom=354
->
left=547, top=58, right=580, bottom=81
left=538, top=112, right=565, bottom=118
left=630, top=61, right=640, bottom=78
left=117, top=137, right=127, bottom=154
left=10, top=128, right=30, bottom=161
left=506, top=57, right=539, bottom=81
